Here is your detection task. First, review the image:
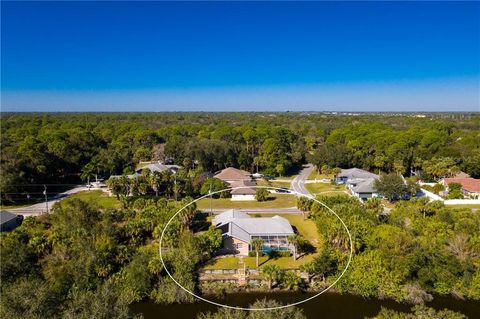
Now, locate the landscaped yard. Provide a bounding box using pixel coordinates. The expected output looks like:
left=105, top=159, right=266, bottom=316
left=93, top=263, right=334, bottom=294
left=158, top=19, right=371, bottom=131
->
left=202, top=213, right=321, bottom=270
left=305, top=182, right=346, bottom=195
left=196, top=194, right=296, bottom=209
left=68, top=190, right=120, bottom=209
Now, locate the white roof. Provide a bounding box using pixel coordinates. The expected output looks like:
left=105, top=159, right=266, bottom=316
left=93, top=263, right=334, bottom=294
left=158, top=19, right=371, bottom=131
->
left=213, top=210, right=294, bottom=242
left=212, top=209, right=249, bottom=226
left=339, top=168, right=378, bottom=180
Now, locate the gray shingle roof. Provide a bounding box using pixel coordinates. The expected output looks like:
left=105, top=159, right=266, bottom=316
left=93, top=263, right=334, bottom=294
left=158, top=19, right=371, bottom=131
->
left=212, top=209, right=250, bottom=226
left=351, top=178, right=377, bottom=193
left=339, top=168, right=379, bottom=180
left=230, top=180, right=256, bottom=195
left=213, top=210, right=294, bottom=242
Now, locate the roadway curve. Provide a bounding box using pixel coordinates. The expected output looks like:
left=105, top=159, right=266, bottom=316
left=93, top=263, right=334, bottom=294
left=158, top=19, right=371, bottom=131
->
left=290, top=164, right=315, bottom=198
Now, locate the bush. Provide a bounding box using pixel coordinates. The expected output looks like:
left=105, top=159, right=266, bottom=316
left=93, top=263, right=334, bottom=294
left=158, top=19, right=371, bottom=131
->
left=255, top=188, right=269, bottom=202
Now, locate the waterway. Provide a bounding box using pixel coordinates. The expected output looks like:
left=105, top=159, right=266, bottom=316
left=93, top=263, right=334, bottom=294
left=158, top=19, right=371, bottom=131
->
left=131, top=291, right=480, bottom=318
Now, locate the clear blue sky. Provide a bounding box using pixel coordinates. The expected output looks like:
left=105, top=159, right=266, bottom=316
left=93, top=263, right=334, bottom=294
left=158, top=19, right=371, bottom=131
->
left=1, top=1, right=479, bottom=112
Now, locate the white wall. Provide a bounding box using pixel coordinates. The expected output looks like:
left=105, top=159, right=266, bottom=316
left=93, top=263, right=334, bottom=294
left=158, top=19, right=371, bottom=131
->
left=231, top=194, right=255, bottom=201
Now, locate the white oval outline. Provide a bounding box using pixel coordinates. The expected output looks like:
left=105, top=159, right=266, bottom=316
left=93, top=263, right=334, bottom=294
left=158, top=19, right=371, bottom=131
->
left=159, top=186, right=353, bottom=311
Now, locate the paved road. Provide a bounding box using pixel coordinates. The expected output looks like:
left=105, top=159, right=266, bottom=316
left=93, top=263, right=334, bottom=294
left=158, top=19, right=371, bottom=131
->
left=290, top=164, right=315, bottom=198
left=5, top=186, right=90, bottom=217
left=200, top=207, right=302, bottom=214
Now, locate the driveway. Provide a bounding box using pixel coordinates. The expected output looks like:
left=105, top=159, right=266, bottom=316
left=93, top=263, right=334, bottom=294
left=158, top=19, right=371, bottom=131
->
left=290, top=164, right=315, bottom=198
left=5, top=186, right=90, bottom=217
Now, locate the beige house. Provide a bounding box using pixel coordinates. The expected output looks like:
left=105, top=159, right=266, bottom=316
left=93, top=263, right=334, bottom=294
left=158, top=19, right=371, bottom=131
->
left=214, top=167, right=256, bottom=200
left=212, top=210, right=295, bottom=256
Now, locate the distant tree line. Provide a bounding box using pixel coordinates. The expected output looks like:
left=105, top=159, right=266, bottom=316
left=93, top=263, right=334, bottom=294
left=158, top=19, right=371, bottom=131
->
left=1, top=113, right=479, bottom=204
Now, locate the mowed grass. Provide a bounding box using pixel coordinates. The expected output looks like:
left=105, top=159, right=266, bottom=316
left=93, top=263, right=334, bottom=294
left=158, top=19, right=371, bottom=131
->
left=260, top=214, right=319, bottom=247
left=196, top=194, right=296, bottom=209
left=305, top=182, right=346, bottom=195
left=307, top=170, right=334, bottom=181
left=255, top=180, right=291, bottom=189
left=68, top=190, right=120, bottom=209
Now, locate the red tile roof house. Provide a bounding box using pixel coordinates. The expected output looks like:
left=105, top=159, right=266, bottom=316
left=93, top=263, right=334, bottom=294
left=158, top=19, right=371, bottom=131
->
left=214, top=167, right=256, bottom=201
left=442, top=178, right=480, bottom=199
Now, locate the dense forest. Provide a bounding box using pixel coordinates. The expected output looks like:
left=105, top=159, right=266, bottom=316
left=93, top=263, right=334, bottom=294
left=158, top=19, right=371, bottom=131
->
left=1, top=194, right=478, bottom=318
left=1, top=112, right=479, bottom=204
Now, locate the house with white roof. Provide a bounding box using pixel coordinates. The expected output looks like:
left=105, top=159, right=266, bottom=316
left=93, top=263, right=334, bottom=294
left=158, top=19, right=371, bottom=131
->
left=212, top=209, right=295, bottom=256
left=337, top=168, right=380, bottom=200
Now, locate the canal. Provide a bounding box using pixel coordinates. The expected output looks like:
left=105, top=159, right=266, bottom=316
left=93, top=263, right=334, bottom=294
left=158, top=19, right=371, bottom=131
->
left=131, top=292, right=480, bottom=318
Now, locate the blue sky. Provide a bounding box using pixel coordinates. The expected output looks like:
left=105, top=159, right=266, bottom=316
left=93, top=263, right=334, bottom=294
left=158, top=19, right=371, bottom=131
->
left=1, top=1, right=479, bottom=112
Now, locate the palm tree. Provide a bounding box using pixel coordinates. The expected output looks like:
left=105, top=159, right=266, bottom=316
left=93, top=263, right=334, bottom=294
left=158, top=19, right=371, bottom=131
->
left=288, top=234, right=300, bottom=260
left=80, top=163, right=95, bottom=185
left=251, top=238, right=264, bottom=267
left=282, top=271, right=301, bottom=290
left=261, top=264, right=282, bottom=289
left=149, top=171, right=162, bottom=196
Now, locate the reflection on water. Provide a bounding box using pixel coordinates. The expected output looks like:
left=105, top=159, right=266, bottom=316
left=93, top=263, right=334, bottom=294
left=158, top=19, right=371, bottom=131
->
left=131, top=292, right=480, bottom=319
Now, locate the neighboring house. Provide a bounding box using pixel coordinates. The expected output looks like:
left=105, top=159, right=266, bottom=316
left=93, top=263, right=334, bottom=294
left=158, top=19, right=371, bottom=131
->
left=442, top=178, right=480, bottom=199
left=214, top=167, right=252, bottom=184
left=136, top=161, right=181, bottom=174
left=0, top=211, right=24, bottom=232
left=214, top=167, right=256, bottom=201
left=212, top=209, right=294, bottom=256
left=110, top=161, right=181, bottom=179
left=230, top=180, right=257, bottom=201
left=451, top=171, right=471, bottom=179
left=337, top=168, right=380, bottom=200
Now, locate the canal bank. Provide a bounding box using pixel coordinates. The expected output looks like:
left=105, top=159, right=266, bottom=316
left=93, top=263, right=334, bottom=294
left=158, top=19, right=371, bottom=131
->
left=131, top=291, right=480, bottom=319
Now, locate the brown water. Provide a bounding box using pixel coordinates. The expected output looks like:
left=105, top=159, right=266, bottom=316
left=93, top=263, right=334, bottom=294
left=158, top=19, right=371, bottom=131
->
left=131, top=292, right=480, bottom=319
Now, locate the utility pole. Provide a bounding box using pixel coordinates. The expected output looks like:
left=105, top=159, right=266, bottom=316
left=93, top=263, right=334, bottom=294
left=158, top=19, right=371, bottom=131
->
left=43, top=185, right=49, bottom=213
left=209, top=184, right=213, bottom=216
left=174, top=173, right=177, bottom=201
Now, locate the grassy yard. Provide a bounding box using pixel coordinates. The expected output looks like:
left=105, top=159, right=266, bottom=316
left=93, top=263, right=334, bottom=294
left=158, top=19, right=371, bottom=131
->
left=255, top=179, right=291, bottom=189
left=307, top=169, right=334, bottom=181
left=196, top=194, right=296, bottom=209
left=68, top=190, right=120, bottom=209
left=305, top=182, right=346, bottom=195
left=259, top=214, right=319, bottom=247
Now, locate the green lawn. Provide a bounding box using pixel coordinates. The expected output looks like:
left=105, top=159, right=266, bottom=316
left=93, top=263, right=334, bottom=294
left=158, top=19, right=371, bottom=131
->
left=256, top=180, right=291, bottom=189
left=307, top=170, right=334, bottom=181
left=259, top=214, right=319, bottom=247
left=68, top=190, right=120, bottom=209
left=305, top=182, right=346, bottom=195
left=203, top=256, right=241, bottom=269
left=196, top=194, right=296, bottom=209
